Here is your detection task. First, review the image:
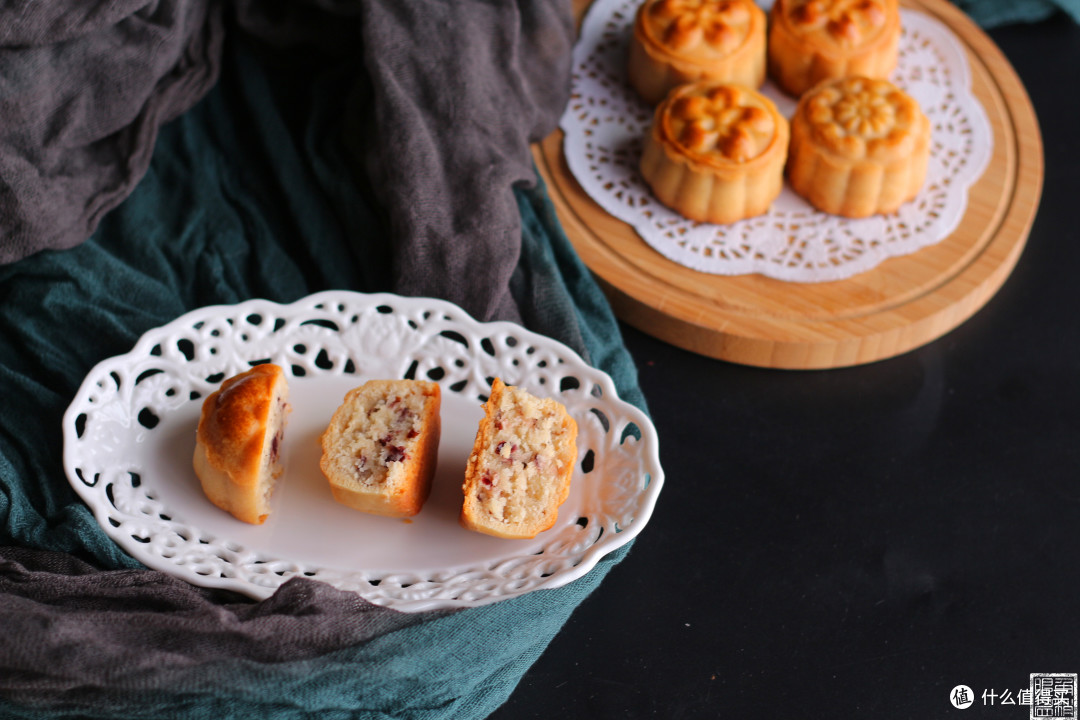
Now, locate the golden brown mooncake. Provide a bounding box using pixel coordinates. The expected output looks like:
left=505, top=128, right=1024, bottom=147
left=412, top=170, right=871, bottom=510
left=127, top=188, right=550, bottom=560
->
left=193, top=363, right=291, bottom=525
left=639, top=81, right=789, bottom=224
left=628, top=0, right=766, bottom=106
left=768, top=0, right=901, bottom=98
left=786, top=76, right=931, bottom=218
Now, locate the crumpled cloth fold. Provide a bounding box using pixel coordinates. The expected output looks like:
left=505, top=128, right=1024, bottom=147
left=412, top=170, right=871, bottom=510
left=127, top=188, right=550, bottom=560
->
left=0, top=0, right=574, bottom=327
left=0, top=0, right=224, bottom=265
left=354, top=1, right=574, bottom=323
left=0, top=546, right=447, bottom=691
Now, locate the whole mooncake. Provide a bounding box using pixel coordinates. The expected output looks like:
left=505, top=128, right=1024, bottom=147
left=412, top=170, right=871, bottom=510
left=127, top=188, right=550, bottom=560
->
left=786, top=76, right=931, bottom=218
left=768, top=0, right=900, bottom=98
left=639, top=81, right=789, bottom=224
left=627, top=0, right=766, bottom=106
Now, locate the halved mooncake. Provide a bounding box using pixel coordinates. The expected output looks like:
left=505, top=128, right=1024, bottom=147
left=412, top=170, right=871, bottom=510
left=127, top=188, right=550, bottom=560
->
left=193, top=363, right=291, bottom=525
left=319, top=379, right=441, bottom=518
left=460, top=378, right=578, bottom=540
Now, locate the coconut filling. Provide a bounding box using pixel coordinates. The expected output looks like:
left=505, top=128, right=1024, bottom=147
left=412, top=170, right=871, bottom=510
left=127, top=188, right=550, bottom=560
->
left=474, top=389, right=570, bottom=525
left=331, top=391, right=426, bottom=491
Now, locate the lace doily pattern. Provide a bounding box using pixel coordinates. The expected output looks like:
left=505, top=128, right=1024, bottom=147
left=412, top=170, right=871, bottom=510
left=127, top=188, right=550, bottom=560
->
left=561, top=0, right=993, bottom=281
left=63, top=291, right=662, bottom=611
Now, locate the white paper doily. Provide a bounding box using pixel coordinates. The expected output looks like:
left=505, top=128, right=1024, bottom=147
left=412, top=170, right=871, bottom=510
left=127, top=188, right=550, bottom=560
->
left=62, top=291, right=663, bottom=612
left=561, top=0, right=993, bottom=282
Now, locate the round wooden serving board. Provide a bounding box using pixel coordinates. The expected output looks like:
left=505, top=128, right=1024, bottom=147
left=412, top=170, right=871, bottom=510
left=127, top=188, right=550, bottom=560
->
left=535, top=0, right=1044, bottom=369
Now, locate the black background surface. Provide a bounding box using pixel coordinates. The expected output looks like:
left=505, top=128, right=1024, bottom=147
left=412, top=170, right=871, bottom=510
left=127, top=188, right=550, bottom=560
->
left=491, top=11, right=1079, bottom=719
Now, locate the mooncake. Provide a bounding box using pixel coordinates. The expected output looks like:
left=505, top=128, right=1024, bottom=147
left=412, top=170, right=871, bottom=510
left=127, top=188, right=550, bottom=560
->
left=786, top=75, right=931, bottom=218
left=460, top=378, right=578, bottom=540
left=639, top=81, right=789, bottom=224
left=768, top=0, right=901, bottom=97
left=628, top=0, right=766, bottom=106
left=319, top=379, right=441, bottom=518
left=193, top=363, right=291, bottom=525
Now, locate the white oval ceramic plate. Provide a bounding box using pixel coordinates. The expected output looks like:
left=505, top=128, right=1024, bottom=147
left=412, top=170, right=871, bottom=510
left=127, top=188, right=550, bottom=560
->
left=62, top=291, right=663, bottom=612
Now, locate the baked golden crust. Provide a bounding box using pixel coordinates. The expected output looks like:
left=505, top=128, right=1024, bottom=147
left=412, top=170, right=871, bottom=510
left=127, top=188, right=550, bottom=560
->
left=768, top=0, right=900, bottom=97
left=628, top=0, right=766, bottom=105
left=460, top=378, right=577, bottom=540
left=639, top=81, right=788, bottom=224
left=787, top=76, right=931, bottom=217
left=319, top=380, right=441, bottom=518
left=193, top=363, right=290, bottom=525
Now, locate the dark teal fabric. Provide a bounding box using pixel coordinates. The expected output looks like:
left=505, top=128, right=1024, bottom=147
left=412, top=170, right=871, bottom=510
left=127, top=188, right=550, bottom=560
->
left=0, top=29, right=644, bottom=719
left=952, top=0, right=1080, bottom=26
